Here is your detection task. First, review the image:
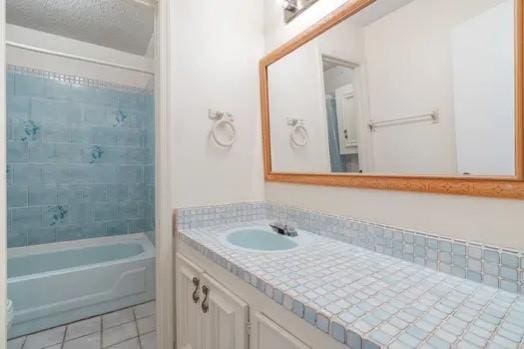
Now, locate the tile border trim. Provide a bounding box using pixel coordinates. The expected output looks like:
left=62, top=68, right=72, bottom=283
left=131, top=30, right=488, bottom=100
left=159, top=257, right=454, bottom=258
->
left=8, top=64, right=154, bottom=95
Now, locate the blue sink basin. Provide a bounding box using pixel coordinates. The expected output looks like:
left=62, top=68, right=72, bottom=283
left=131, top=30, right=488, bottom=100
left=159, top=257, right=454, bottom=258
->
left=225, top=227, right=298, bottom=251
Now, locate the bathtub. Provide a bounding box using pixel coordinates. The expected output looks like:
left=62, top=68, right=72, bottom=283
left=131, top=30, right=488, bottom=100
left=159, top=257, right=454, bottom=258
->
left=7, top=233, right=155, bottom=339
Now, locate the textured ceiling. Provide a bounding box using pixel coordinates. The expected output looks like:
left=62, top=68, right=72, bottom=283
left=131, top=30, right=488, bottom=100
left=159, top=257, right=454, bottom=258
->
left=6, top=0, right=154, bottom=56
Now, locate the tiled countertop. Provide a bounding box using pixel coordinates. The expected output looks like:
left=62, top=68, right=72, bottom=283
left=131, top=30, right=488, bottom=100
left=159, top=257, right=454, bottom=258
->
left=179, top=221, right=524, bottom=349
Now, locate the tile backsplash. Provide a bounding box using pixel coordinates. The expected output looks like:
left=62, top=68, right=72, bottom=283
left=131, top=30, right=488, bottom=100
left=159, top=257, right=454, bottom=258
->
left=176, top=201, right=524, bottom=295
left=7, top=66, right=155, bottom=247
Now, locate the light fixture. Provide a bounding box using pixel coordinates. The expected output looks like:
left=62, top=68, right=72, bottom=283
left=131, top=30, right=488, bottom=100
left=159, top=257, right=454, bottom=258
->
left=279, top=0, right=298, bottom=12
left=280, top=0, right=320, bottom=24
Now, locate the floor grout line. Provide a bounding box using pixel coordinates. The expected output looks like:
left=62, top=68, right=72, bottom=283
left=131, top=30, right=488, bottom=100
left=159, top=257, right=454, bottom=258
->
left=20, top=335, right=27, bottom=349
left=135, top=313, right=155, bottom=321
left=100, top=312, right=104, bottom=349
left=60, top=326, right=67, bottom=349
left=103, top=318, right=137, bottom=331
left=103, top=335, right=141, bottom=349
left=59, top=329, right=101, bottom=347
left=133, top=308, right=144, bottom=349
left=140, top=328, right=156, bottom=337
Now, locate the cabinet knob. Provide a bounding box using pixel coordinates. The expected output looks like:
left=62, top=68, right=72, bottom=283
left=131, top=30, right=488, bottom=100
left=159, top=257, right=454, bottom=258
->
left=201, top=285, right=209, bottom=313
left=192, top=277, right=200, bottom=304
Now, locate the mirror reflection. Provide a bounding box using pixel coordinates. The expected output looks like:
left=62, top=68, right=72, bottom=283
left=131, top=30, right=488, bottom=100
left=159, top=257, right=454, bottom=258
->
left=268, top=0, right=516, bottom=176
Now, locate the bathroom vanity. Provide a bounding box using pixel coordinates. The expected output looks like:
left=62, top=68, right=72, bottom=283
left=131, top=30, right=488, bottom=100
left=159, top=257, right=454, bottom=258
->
left=176, top=225, right=345, bottom=349
left=174, top=203, right=524, bottom=349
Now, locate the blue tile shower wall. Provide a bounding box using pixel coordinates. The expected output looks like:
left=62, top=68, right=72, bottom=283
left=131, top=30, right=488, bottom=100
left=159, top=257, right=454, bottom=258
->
left=6, top=69, right=155, bottom=247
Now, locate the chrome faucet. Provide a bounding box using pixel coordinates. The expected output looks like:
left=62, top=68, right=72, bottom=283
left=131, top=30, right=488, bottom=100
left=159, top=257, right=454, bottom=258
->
left=269, top=222, right=298, bottom=237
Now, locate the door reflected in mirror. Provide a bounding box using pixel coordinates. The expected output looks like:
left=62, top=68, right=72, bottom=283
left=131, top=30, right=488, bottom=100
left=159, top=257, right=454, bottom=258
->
left=322, top=56, right=362, bottom=173
left=267, top=0, right=517, bottom=177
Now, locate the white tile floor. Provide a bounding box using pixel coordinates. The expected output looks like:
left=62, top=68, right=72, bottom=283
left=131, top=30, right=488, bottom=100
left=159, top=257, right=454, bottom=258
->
left=7, top=301, right=156, bottom=349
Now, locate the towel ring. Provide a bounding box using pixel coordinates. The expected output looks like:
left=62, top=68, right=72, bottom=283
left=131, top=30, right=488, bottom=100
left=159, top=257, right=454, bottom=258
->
left=290, top=124, right=308, bottom=147
left=212, top=119, right=236, bottom=147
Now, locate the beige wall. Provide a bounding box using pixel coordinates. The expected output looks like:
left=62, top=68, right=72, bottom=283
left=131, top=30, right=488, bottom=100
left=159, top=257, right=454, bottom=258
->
left=171, top=0, right=265, bottom=208
left=263, top=0, right=524, bottom=250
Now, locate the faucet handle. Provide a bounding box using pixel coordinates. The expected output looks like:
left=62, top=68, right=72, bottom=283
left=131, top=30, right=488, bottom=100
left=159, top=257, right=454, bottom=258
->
left=269, top=222, right=286, bottom=235
left=270, top=221, right=298, bottom=236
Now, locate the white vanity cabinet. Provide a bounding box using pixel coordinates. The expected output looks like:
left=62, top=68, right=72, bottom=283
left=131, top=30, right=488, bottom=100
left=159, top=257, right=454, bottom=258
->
left=176, top=254, right=248, bottom=349
left=176, top=253, right=316, bottom=349
left=251, top=312, right=311, bottom=349
left=176, top=254, right=203, bottom=349
left=200, top=273, right=249, bottom=349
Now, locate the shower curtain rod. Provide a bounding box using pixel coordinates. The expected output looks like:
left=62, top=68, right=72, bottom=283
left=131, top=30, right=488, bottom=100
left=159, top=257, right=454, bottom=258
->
left=6, top=41, right=155, bottom=76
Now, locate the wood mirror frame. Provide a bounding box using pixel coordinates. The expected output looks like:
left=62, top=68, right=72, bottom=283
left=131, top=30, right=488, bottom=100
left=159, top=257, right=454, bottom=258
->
left=260, top=0, right=524, bottom=199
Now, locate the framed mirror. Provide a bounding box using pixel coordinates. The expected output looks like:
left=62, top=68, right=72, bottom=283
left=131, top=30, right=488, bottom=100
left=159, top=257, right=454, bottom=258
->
left=260, top=0, right=524, bottom=198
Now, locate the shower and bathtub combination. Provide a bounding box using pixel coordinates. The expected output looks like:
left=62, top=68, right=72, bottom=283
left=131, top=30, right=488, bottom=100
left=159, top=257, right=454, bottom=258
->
left=6, top=67, right=157, bottom=340
left=7, top=234, right=155, bottom=338
left=4, top=0, right=157, bottom=343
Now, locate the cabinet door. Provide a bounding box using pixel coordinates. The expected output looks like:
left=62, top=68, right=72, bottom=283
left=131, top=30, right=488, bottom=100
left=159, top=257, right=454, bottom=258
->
left=251, top=312, right=311, bottom=349
left=176, top=254, right=204, bottom=349
left=201, top=273, right=249, bottom=349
